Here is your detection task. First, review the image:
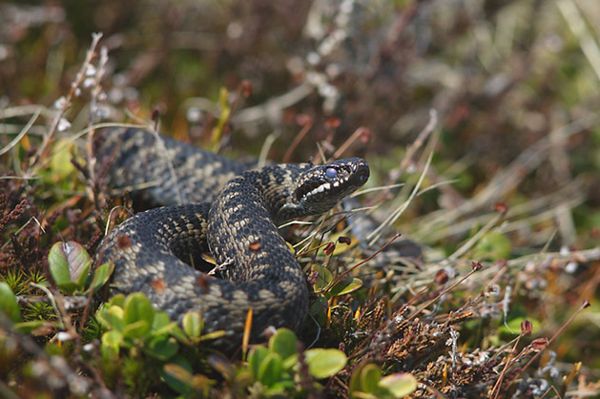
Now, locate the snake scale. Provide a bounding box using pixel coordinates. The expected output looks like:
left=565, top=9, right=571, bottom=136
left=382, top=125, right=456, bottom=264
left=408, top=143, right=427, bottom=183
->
left=94, top=128, right=369, bottom=346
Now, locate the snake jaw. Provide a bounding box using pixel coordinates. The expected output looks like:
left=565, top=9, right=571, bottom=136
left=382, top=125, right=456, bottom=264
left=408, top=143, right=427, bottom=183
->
left=290, top=157, right=370, bottom=217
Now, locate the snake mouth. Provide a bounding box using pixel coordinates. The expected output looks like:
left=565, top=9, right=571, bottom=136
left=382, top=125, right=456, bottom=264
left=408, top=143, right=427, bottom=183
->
left=295, top=158, right=370, bottom=203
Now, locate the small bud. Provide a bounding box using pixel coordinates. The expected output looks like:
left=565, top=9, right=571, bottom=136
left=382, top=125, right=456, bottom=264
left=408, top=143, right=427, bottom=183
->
left=471, top=261, right=483, bottom=271
left=434, top=269, right=449, bottom=285
left=494, top=202, right=508, bottom=214
left=338, top=236, right=352, bottom=245
left=323, top=242, right=335, bottom=255
left=530, top=338, right=549, bottom=351
left=520, top=320, right=533, bottom=336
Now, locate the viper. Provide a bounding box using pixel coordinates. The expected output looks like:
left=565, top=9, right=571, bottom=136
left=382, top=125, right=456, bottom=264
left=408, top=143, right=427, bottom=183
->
left=94, top=128, right=369, bottom=345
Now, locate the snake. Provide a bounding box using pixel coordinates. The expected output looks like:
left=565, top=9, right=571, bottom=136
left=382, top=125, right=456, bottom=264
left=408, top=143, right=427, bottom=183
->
left=94, top=128, right=369, bottom=346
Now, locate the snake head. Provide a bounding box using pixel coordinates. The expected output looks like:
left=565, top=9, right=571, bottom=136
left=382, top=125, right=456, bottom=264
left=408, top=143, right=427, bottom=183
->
left=279, top=157, right=370, bottom=220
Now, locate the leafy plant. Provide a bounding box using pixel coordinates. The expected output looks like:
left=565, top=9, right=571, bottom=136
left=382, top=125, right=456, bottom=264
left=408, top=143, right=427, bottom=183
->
left=96, top=293, right=179, bottom=361
left=245, top=328, right=347, bottom=396
left=48, top=240, right=114, bottom=295
left=95, top=292, right=221, bottom=395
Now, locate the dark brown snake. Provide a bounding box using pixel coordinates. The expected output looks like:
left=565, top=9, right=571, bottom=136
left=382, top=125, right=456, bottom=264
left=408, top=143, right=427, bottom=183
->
left=94, top=128, right=369, bottom=346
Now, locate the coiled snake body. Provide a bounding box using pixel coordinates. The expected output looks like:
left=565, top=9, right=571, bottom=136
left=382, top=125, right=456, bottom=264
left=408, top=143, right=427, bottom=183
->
left=95, top=128, right=369, bottom=345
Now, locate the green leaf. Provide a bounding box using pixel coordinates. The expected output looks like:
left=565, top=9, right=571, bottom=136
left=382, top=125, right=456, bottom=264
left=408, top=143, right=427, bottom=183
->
left=379, top=373, right=418, bottom=398
left=473, top=231, right=511, bottom=261
left=88, top=262, right=115, bottom=292
left=152, top=312, right=177, bottom=335
left=312, top=264, right=333, bottom=292
left=210, top=87, right=232, bottom=150
left=308, top=296, right=328, bottom=325
left=182, top=311, right=203, bottom=338
left=269, top=328, right=297, bottom=361
left=48, top=241, right=91, bottom=294
left=248, top=346, right=269, bottom=380
left=101, top=330, right=123, bottom=359
left=163, top=359, right=214, bottom=396
left=48, top=139, right=76, bottom=181
left=145, top=336, right=179, bottom=360
left=107, top=294, right=126, bottom=308
left=169, top=325, right=192, bottom=345
left=123, top=293, right=154, bottom=338
left=304, top=348, right=347, bottom=379
left=263, top=382, right=290, bottom=396
left=162, top=361, right=194, bottom=395
left=97, top=305, right=125, bottom=331
left=257, top=352, right=283, bottom=387
left=102, top=330, right=123, bottom=349
left=330, top=277, right=363, bottom=297
left=349, top=363, right=363, bottom=395
left=198, top=330, right=227, bottom=342
left=499, top=316, right=540, bottom=336
left=0, top=282, right=21, bottom=322
left=123, top=320, right=152, bottom=339
left=13, top=320, right=47, bottom=334
left=360, top=364, right=383, bottom=393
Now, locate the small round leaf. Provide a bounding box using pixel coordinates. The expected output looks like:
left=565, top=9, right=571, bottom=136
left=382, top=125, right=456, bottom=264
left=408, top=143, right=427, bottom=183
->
left=0, top=282, right=21, bottom=322
left=331, top=277, right=363, bottom=297
left=269, top=328, right=297, bottom=360
left=88, top=261, right=115, bottom=292
left=257, top=352, right=283, bottom=387
left=312, top=264, right=333, bottom=291
left=183, top=311, right=203, bottom=338
left=123, top=293, right=154, bottom=338
left=145, top=336, right=179, bottom=360
left=248, top=346, right=269, bottom=380
left=379, top=373, right=418, bottom=398
left=304, top=348, right=347, bottom=379
left=360, top=363, right=383, bottom=393
left=48, top=241, right=91, bottom=293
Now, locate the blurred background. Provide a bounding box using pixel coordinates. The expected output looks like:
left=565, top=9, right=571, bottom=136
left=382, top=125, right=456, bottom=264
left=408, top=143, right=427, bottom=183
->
left=1, top=1, right=599, bottom=222
left=1, top=0, right=600, bottom=391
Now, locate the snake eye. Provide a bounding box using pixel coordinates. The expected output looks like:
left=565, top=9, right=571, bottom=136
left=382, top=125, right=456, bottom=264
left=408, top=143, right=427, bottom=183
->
left=325, top=167, right=338, bottom=179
